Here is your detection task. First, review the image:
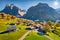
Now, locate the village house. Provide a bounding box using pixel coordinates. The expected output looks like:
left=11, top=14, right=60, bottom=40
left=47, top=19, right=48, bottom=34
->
left=6, top=23, right=16, bottom=31
left=33, top=23, right=46, bottom=35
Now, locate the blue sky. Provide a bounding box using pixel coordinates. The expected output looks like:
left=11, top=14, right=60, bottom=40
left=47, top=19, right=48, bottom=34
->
left=0, top=0, right=60, bottom=11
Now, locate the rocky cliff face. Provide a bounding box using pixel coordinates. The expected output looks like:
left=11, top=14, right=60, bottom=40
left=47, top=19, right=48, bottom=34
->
left=1, top=4, right=26, bottom=17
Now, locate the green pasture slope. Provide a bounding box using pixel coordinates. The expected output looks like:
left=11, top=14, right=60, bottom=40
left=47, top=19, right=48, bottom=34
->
left=0, top=21, right=28, bottom=40
left=24, top=31, right=49, bottom=40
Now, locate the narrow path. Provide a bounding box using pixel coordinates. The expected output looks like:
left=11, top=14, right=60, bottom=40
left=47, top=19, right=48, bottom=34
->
left=18, top=30, right=31, bottom=40
left=44, top=35, right=54, bottom=40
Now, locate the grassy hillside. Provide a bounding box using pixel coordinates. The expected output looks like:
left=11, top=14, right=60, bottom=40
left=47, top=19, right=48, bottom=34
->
left=0, top=23, right=28, bottom=40
left=47, top=32, right=60, bottom=40
left=0, top=13, right=60, bottom=40
left=24, top=31, right=49, bottom=40
left=0, top=13, right=29, bottom=40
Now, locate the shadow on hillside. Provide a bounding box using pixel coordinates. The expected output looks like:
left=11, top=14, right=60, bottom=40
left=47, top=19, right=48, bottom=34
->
left=0, top=30, right=15, bottom=34
left=25, top=28, right=32, bottom=30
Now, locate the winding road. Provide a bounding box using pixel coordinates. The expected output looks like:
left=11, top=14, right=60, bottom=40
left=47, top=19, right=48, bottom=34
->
left=18, top=30, right=31, bottom=40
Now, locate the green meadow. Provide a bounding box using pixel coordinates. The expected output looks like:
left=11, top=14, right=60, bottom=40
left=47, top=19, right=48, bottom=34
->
left=0, top=20, right=28, bottom=40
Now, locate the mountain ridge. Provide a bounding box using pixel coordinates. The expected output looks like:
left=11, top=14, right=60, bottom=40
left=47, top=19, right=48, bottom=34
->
left=0, top=4, right=26, bottom=18
left=23, top=3, right=60, bottom=21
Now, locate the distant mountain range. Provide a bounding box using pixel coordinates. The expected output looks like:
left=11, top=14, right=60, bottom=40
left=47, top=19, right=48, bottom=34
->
left=0, top=4, right=26, bottom=17
left=23, top=3, right=60, bottom=21
left=1, top=3, right=60, bottom=21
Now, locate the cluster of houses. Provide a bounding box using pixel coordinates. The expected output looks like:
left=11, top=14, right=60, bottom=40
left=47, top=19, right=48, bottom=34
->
left=26, top=21, right=47, bottom=35
left=0, top=20, right=60, bottom=34
left=27, top=21, right=60, bottom=35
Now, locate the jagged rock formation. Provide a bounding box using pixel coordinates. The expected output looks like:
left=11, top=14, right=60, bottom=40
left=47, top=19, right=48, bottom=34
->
left=1, top=4, right=26, bottom=17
